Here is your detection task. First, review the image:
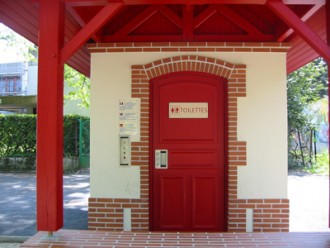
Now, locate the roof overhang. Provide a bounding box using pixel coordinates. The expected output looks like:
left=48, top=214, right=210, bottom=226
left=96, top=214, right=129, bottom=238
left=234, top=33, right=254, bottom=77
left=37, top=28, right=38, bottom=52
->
left=0, top=0, right=329, bottom=76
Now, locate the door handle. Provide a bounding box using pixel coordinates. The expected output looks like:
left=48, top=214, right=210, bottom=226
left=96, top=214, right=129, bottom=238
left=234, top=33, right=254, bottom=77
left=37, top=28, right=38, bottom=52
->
left=155, top=149, right=168, bottom=169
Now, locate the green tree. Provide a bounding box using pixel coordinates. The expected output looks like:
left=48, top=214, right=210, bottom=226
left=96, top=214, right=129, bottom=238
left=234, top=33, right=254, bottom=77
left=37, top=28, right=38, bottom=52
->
left=287, top=58, right=328, bottom=169
left=64, top=64, right=90, bottom=109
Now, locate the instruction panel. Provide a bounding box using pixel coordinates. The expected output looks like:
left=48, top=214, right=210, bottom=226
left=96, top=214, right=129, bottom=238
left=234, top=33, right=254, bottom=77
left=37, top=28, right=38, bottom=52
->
left=119, top=98, right=140, bottom=142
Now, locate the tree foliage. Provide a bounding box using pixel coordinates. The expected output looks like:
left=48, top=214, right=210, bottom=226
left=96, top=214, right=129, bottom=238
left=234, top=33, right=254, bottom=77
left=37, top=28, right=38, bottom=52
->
left=64, top=64, right=90, bottom=109
left=287, top=58, right=327, bottom=130
left=287, top=58, right=328, bottom=169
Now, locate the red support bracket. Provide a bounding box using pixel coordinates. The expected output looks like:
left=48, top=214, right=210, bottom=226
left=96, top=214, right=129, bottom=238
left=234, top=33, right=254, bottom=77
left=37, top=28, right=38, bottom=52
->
left=267, top=0, right=330, bottom=63
left=113, top=5, right=159, bottom=38
left=61, top=1, right=124, bottom=64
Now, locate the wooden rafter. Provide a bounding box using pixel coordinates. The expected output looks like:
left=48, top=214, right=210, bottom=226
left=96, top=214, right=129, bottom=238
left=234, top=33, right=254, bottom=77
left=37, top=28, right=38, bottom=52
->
left=104, top=33, right=275, bottom=42
left=216, top=5, right=264, bottom=35
left=183, top=4, right=194, bottom=40
left=61, top=1, right=123, bottom=63
left=64, top=0, right=269, bottom=5
left=277, top=2, right=324, bottom=41
left=103, top=3, right=280, bottom=42
left=194, top=5, right=218, bottom=29
left=63, top=0, right=325, bottom=4
left=267, top=0, right=330, bottom=62
left=67, top=6, right=102, bottom=42
left=113, top=5, right=159, bottom=38
left=158, top=5, right=183, bottom=28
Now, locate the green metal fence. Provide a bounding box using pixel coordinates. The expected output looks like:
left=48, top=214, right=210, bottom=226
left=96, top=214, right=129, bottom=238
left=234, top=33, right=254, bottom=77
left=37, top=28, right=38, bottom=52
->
left=79, top=118, right=90, bottom=168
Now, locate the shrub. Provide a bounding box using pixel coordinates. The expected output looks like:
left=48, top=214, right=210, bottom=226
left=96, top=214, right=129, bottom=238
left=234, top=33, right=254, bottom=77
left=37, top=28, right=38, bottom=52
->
left=0, top=114, right=89, bottom=158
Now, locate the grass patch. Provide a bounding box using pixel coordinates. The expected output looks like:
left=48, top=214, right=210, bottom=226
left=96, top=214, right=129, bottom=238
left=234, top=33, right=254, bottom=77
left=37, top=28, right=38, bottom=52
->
left=302, top=150, right=329, bottom=175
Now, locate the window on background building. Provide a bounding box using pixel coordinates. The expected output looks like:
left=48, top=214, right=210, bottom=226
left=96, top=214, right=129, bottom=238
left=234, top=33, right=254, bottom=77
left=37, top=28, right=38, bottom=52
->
left=0, top=76, right=22, bottom=95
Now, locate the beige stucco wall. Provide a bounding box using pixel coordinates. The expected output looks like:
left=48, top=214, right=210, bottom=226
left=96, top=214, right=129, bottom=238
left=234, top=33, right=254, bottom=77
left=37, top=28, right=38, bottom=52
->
left=90, top=51, right=288, bottom=199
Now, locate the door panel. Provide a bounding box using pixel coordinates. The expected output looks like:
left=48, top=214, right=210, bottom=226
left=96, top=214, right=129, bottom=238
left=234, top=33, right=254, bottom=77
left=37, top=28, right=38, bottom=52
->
left=158, top=175, right=186, bottom=229
left=151, top=72, right=226, bottom=231
left=192, top=176, right=219, bottom=229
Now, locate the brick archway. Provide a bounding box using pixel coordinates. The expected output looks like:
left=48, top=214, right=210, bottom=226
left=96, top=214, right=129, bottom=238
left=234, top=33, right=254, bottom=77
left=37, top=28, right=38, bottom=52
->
left=142, top=55, right=245, bottom=81
left=132, top=55, right=247, bottom=231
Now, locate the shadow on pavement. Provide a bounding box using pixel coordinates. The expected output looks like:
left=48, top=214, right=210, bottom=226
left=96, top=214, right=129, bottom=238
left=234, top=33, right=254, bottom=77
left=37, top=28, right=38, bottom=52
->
left=0, top=171, right=90, bottom=236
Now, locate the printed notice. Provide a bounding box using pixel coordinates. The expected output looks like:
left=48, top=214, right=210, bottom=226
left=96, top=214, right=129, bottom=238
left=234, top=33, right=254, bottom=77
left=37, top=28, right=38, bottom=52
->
left=169, top=102, right=208, bottom=118
left=119, top=99, right=140, bottom=141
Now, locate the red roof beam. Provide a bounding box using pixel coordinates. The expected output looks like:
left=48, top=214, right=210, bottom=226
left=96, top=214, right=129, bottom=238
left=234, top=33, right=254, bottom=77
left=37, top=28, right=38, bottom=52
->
left=121, top=0, right=268, bottom=5
left=183, top=4, right=194, bottom=40
left=277, top=2, right=324, bottom=41
left=267, top=0, right=330, bottom=63
left=113, top=5, right=159, bottom=38
left=63, top=0, right=325, bottom=5
left=61, top=2, right=124, bottom=63
left=216, top=5, right=265, bottom=35
left=283, top=0, right=325, bottom=4
left=194, top=5, right=217, bottom=29
left=66, top=6, right=102, bottom=42
left=159, top=5, right=183, bottom=29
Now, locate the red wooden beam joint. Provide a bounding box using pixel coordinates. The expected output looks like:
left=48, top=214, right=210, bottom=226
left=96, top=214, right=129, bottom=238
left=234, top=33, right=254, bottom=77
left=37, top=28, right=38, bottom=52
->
left=61, top=1, right=124, bottom=63
left=267, top=0, right=330, bottom=63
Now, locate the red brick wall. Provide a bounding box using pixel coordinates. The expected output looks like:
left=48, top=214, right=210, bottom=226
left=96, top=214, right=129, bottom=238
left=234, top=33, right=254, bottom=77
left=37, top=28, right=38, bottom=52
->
left=88, top=42, right=290, bottom=232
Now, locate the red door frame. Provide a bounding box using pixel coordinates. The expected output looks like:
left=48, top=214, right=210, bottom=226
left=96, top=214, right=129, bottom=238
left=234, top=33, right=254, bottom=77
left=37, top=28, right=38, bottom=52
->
left=149, top=71, right=228, bottom=231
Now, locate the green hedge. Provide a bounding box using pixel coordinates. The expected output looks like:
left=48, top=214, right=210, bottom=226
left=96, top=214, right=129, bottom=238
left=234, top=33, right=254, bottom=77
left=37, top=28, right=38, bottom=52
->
left=0, top=114, right=89, bottom=158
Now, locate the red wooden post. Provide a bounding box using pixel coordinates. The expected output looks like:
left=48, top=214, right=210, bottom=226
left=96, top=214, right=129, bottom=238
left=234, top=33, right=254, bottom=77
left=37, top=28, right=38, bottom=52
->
left=37, top=0, right=65, bottom=231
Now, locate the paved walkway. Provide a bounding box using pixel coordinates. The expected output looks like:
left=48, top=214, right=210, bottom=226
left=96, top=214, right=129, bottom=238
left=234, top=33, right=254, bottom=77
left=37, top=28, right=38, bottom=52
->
left=288, top=173, right=329, bottom=232
left=0, top=172, right=329, bottom=247
left=21, top=230, right=330, bottom=248
left=0, top=171, right=90, bottom=237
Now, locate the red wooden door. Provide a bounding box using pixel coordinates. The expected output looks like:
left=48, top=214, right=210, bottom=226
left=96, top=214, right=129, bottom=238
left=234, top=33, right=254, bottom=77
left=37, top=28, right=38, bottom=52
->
left=151, top=72, right=226, bottom=231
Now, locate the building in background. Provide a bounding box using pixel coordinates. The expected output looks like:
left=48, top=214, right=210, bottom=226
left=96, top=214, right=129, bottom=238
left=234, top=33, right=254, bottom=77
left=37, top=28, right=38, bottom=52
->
left=0, top=61, right=37, bottom=114
left=0, top=61, right=89, bottom=116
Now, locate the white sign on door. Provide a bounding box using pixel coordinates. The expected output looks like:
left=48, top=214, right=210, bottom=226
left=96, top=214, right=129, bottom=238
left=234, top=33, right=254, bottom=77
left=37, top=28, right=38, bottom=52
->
left=169, top=102, right=208, bottom=119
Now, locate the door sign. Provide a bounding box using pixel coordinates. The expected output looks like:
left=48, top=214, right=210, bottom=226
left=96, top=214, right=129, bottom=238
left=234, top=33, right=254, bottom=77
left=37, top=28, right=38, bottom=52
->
left=169, top=102, right=208, bottom=119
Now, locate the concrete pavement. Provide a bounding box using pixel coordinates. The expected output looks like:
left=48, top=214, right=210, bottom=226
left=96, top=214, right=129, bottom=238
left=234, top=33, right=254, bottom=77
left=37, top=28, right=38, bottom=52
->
left=288, top=172, right=330, bottom=232
left=0, top=171, right=89, bottom=237
left=0, top=170, right=329, bottom=244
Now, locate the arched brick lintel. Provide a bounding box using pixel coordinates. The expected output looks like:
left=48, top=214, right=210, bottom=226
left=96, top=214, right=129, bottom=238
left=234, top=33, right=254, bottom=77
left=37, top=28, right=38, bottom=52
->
left=142, top=55, right=245, bottom=81
left=132, top=55, right=248, bottom=200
